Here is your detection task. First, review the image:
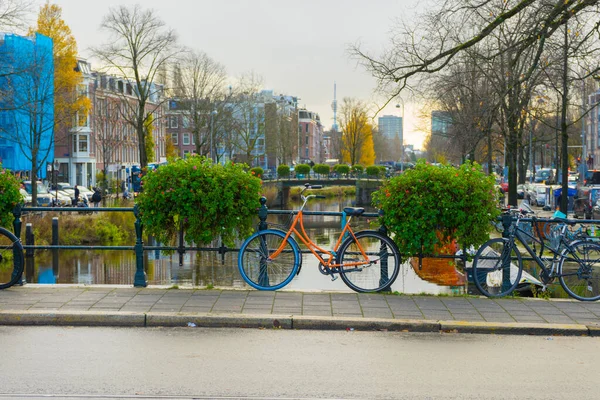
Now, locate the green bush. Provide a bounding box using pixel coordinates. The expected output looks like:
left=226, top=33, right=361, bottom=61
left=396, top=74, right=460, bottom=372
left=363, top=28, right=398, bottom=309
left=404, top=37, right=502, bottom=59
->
left=333, top=164, right=350, bottom=176
left=372, top=160, right=500, bottom=256
left=352, top=164, right=364, bottom=174
left=366, top=165, right=381, bottom=177
left=295, top=164, right=311, bottom=176
left=277, top=164, right=290, bottom=178
left=137, top=157, right=262, bottom=246
left=378, top=166, right=387, bottom=175
left=0, top=167, right=23, bottom=229
left=313, top=164, right=330, bottom=177
left=250, top=167, right=264, bottom=178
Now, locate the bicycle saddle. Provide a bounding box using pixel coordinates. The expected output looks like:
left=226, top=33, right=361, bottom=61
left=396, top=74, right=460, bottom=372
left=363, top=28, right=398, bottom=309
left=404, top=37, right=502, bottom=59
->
left=343, top=207, right=365, bottom=216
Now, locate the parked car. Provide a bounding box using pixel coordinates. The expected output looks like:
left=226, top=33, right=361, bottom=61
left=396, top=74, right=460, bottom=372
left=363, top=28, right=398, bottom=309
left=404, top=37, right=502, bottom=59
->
left=23, top=181, right=52, bottom=207
left=573, top=186, right=600, bottom=219
left=19, top=188, right=32, bottom=205
left=525, top=185, right=548, bottom=207
left=517, top=184, right=526, bottom=199
left=534, top=168, right=556, bottom=184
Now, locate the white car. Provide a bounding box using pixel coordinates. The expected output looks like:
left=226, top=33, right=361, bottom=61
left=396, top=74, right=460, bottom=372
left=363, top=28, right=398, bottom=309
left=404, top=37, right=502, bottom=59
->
left=48, top=190, right=72, bottom=206
left=23, top=181, right=53, bottom=207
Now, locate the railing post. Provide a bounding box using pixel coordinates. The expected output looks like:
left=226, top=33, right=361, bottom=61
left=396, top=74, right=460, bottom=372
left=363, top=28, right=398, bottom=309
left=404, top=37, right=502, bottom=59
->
left=133, top=205, right=147, bottom=287
left=12, top=204, right=22, bottom=239
left=257, top=196, right=269, bottom=287
left=501, top=213, right=513, bottom=293
left=52, top=217, right=59, bottom=278
left=378, top=209, right=392, bottom=292
left=20, top=223, right=34, bottom=285
left=178, top=220, right=185, bottom=267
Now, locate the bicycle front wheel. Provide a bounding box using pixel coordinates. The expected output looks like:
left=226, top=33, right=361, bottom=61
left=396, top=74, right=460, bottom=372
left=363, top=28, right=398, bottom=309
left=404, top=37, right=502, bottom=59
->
left=559, top=241, right=600, bottom=301
left=472, top=238, right=522, bottom=298
left=337, top=230, right=400, bottom=293
left=238, top=229, right=300, bottom=291
left=0, top=227, right=24, bottom=290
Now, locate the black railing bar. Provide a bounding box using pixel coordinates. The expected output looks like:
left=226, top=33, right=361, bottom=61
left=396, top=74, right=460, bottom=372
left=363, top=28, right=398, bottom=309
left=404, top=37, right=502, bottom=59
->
left=267, top=210, right=379, bottom=218
left=23, top=245, right=134, bottom=250
left=22, top=207, right=134, bottom=212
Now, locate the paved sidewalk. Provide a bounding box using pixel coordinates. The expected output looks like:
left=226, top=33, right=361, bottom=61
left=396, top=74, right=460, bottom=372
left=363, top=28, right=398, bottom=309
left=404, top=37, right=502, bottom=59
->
left=1, top=285, right=600, bottom=336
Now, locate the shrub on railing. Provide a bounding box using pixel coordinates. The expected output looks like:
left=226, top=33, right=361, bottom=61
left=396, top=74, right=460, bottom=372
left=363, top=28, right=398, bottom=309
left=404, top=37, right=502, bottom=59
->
left=250, top=167, right=264, bottom=178
left=366, top=165, right=381, bottom=177
left=277, top=164, right=290, bottom=179
left=313, top=164, right=330, bottom=177
left=0, top=167, right=22, bottom=229
left=295, top=164, right=311, bottom=177
left=333, top=164, right=350, bottom=177
left=352, top=164, right=364, bottom=175
left=137, top=157, right=262, bottom=246
left=373, top=160, right=500, bottom=256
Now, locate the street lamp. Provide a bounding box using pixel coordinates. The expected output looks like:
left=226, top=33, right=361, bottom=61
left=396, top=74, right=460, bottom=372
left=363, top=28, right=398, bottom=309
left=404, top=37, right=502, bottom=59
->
left=210, top=110, right=218, bottom=163
left=53, top=159, right=59, bottom=206
left=396, top=100, right=405, bottom=172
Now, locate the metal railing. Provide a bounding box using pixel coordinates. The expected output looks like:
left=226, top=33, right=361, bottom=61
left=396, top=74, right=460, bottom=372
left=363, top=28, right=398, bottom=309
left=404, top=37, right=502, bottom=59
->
left=10, top=199, right=600, bottom=288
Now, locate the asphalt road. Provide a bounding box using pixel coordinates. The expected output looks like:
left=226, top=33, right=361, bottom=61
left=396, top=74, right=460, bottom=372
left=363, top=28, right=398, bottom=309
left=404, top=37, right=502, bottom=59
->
left=0, top=327, right=599, bottom=399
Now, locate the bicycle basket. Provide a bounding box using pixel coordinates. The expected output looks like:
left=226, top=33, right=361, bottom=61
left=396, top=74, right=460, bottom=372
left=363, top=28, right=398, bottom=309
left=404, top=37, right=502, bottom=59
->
left=547, top=224, right=564, bottom=251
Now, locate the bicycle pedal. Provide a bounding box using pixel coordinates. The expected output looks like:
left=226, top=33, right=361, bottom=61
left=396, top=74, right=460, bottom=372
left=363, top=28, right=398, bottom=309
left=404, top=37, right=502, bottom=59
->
left=331, top=274, right=338, bottom=282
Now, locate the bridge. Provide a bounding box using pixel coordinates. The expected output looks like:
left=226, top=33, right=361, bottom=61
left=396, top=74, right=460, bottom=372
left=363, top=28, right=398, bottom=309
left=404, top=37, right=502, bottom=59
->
left=262, top=177, right=384, bottom=206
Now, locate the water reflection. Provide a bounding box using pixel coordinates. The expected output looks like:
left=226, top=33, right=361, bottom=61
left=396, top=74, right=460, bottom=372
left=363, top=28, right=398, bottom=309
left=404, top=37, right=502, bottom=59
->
left=22, top=197, right=462, bottom=294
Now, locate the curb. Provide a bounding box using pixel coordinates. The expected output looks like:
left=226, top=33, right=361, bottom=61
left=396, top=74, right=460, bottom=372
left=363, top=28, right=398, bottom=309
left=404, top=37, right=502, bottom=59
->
left=292, top=315, right=440, bottom=332
left=146, top=313, right=293, bottom=329
left=439, top=320, right=589, bottom=336
left=0, top=311, right=597, bottom=336
left=0, top=310, right=145, bottom=327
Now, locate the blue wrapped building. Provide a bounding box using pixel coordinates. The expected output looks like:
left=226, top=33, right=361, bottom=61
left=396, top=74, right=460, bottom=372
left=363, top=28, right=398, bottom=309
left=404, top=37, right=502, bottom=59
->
left=0, top=33, right=54, bottom=179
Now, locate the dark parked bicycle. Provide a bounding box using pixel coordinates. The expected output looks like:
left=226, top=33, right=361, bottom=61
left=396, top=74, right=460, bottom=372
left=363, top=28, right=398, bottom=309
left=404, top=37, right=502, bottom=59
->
left=472, top=204, right=600, bottom=301
left=0, top=227, right=25, bottom=290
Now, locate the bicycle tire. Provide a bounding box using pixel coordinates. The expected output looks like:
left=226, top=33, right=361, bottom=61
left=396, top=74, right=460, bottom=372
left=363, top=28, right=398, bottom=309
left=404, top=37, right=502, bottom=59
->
left=238, top=229, right=300, bottom=291
left=472, top=238, right=523, bottom=298
left=0, top=227, right=25, bottom=290
left=337, top=230, right=400, bottom=293
left=558, top=240, right=600, bottom=301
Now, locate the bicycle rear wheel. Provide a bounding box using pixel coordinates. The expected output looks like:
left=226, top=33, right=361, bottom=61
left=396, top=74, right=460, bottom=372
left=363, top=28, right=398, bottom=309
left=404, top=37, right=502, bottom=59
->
left=472, top=238, right=522, bottom=298
left=238, top=229, right=300, bottom=291
left=337, top=230, right=400, bottom=293
left=558, top=241, right=600, bottom=301
left=0, top=227, right=24, bottom=290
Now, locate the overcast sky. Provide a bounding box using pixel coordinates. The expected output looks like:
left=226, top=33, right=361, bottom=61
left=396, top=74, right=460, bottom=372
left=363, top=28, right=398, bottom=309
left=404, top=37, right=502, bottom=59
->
left=35, top=0, right=428, bottom=148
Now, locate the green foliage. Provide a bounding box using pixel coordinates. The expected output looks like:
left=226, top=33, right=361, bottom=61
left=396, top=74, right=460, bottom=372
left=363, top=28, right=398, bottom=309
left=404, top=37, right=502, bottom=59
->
left=0, top=167, right=22, bottom=229
left=94, top=218, right=125, bottom=244
left=378, top=166, right=387, bottom=175
left=313, top=164, right=330, bottom=176
left=137, top=156, right=262, bottom=247
left=250, top=167, right=263, bottom=178
left=372, top=160, right=500, bottom=256
left=333, top=164, right=350, bottom=176
left=366, top=165, right=380, bottom=177
left=277, top=164, right=290, bottom=178
left=352, top=164, right=364, bottom=174
left=295, top=164, right=311, bottom=175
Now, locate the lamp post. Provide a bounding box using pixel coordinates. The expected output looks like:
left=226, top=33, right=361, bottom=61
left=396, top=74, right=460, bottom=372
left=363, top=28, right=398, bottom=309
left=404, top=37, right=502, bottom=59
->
left=53, top=159, right=59, bottom=206
left=210, top=110, right=218, bottom=163
left=396, top=100, right=405, bottom=172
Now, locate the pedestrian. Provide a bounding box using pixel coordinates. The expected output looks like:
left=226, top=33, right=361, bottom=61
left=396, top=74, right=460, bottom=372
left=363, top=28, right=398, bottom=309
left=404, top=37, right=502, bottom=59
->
left=91, top=187, right=101, bottom=208
left=73, top=184, right=80, bottom=206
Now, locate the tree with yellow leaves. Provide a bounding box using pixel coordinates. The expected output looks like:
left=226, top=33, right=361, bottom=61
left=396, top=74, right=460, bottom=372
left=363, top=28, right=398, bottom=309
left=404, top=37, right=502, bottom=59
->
left=31, top=3, right=90, bottom=137
left=339, top=98, right=376, bottom=166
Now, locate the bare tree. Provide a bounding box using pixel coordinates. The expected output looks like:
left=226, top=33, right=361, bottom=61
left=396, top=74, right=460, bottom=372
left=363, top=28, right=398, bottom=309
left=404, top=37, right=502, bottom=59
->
left=0, top=0, right=33, bottom=32
left=92, top=5, right=179, bottom=168
left=93, top=95, right=126, bottom=197
left=170, top=49, right=227, bottom=157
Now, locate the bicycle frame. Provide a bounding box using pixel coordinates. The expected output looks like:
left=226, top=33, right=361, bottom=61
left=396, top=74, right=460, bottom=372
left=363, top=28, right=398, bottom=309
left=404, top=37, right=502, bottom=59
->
left=269, top=197, right=370, bottom=270
left=511, top=216, right=582, bottom=278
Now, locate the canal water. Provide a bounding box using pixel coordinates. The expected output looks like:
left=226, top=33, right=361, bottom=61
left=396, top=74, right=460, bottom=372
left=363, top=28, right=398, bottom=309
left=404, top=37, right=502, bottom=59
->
left=17, top=197, right=461, bottom=294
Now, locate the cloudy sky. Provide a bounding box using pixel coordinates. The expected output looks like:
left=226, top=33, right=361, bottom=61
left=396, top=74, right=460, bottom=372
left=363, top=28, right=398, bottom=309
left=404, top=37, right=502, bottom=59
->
left=34, top=0, right=429, bottom=148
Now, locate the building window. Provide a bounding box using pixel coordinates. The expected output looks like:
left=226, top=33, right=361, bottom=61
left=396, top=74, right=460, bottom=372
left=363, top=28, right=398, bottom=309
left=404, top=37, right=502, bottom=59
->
left=182, top=116, right=190, bottom=128
left=191, top=134, right=195, bottom=145
left=305, top=136, right=309, bottom=145
left=183, top=133, right=190, bottom=145
left=169, top=116, right=178, bottom=128
left=305, top=124, right=309, bottom=133
left=171, top=133, right=178, bottom=145
left=78, top=134, right=88, bottom=152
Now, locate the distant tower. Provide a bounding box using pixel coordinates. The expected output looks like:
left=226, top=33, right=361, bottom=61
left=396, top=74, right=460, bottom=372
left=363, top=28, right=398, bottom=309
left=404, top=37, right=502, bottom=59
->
left=331, top=82, right=338, bottom=131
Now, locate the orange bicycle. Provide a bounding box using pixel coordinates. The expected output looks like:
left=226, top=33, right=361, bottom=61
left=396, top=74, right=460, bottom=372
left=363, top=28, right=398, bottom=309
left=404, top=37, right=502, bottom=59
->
left=237, top=184, right=401, bottom=292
